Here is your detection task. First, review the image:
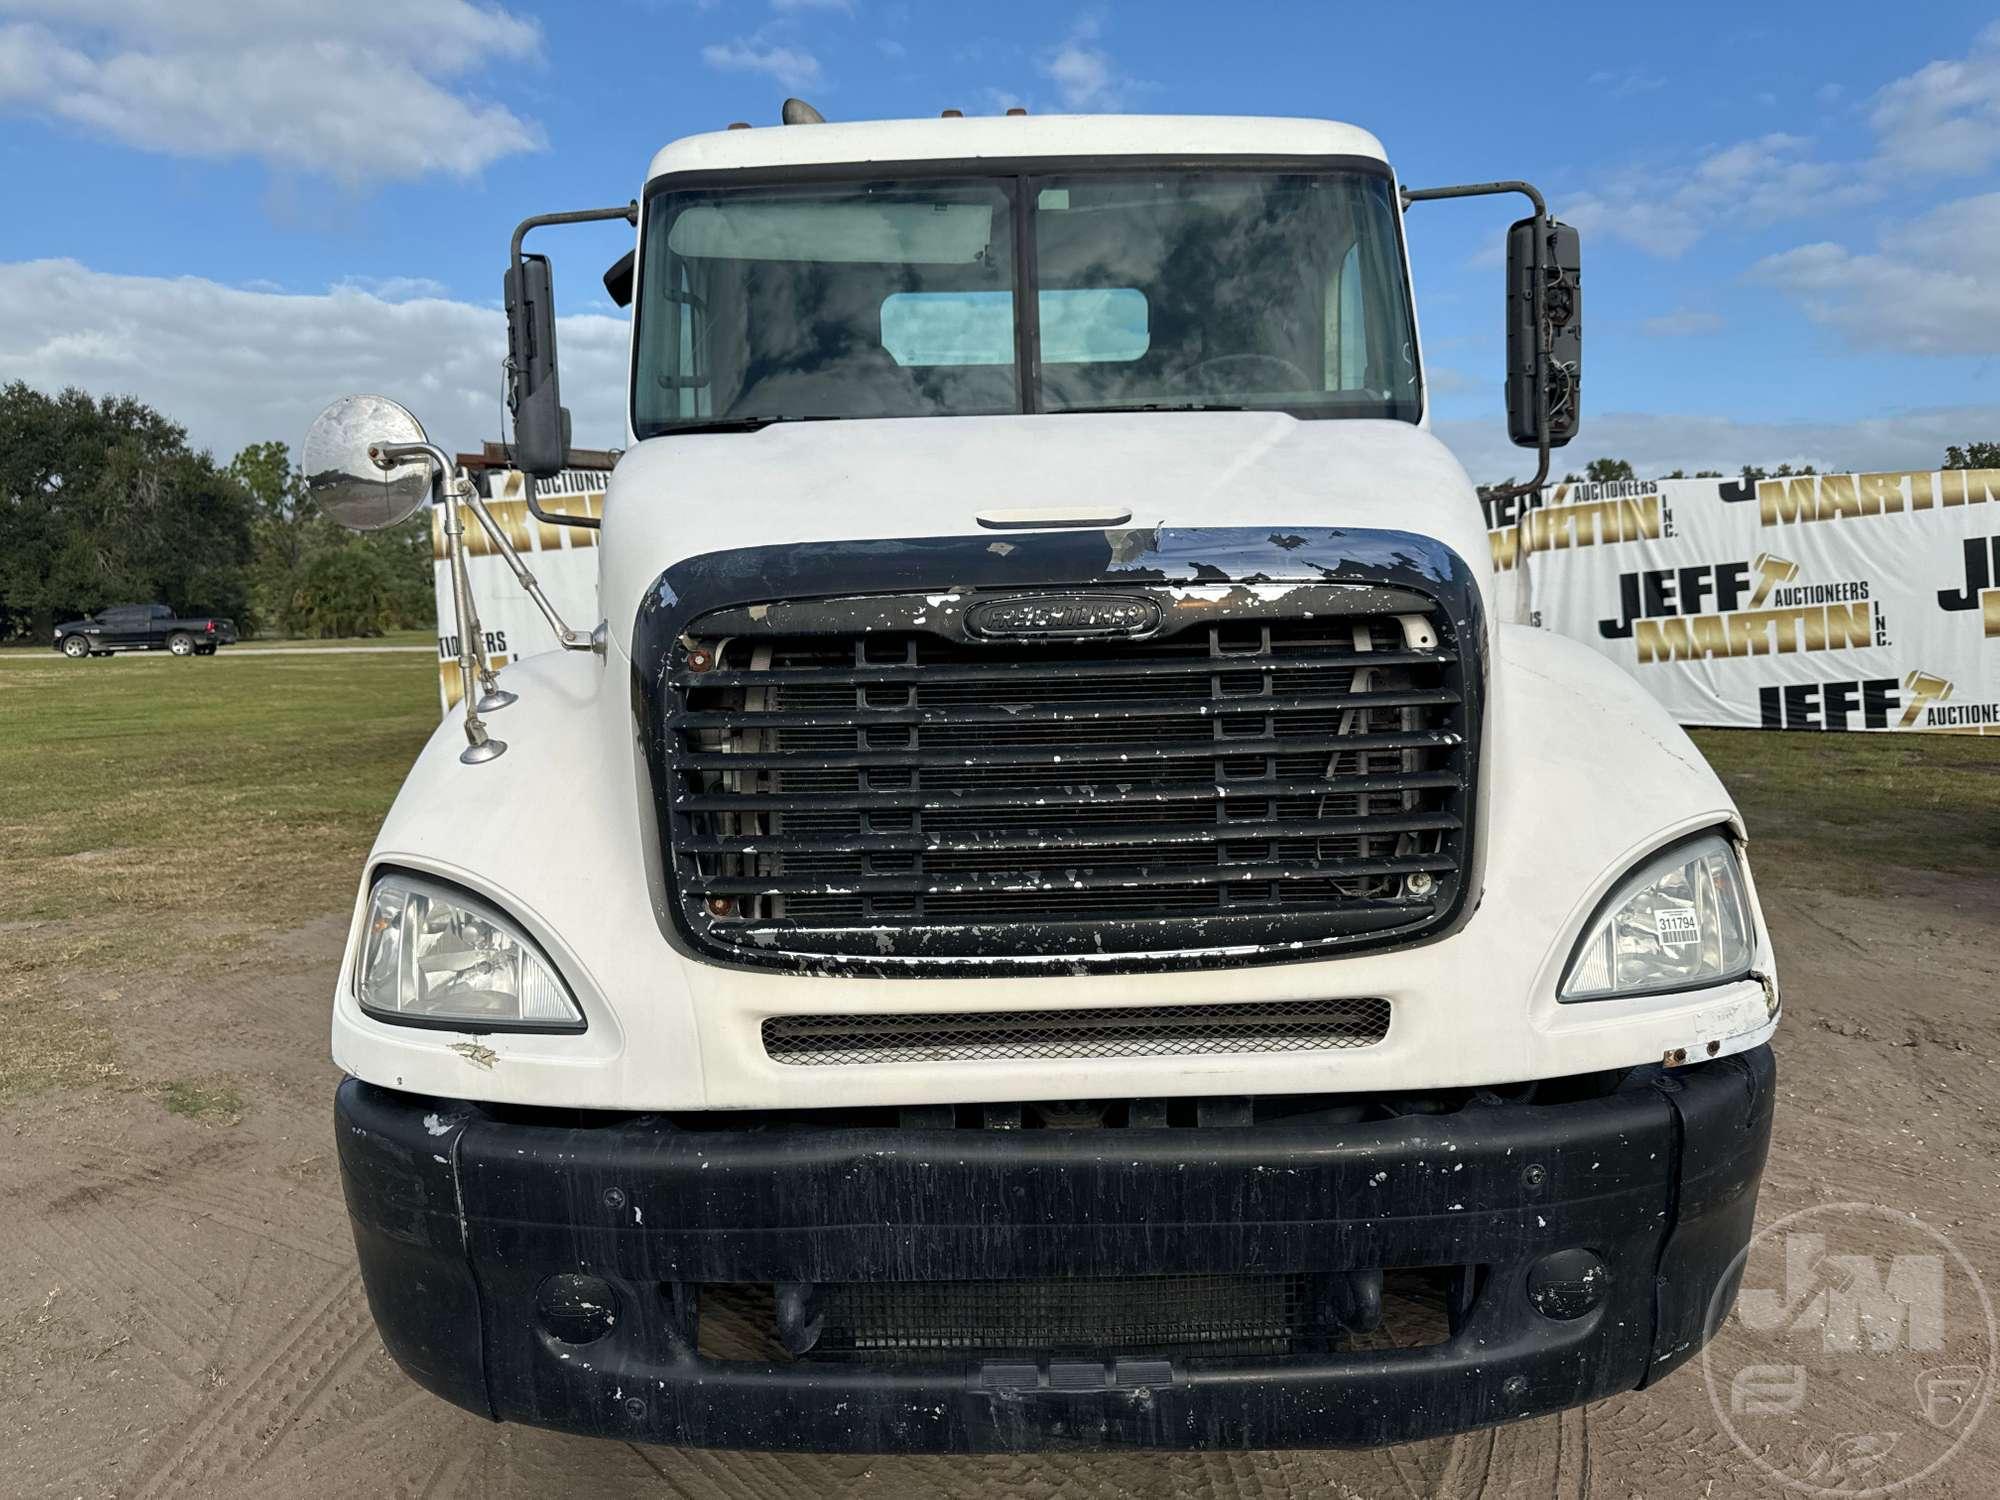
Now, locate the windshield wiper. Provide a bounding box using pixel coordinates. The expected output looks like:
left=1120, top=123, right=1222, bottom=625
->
left=663, top=415, right=789, bottom=435
left=664, top=413, right=856, bottom=436
left=1053, top=401, right=1256, bottom=415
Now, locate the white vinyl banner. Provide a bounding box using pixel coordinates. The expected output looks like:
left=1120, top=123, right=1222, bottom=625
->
left=431, top=468, right=608, bottom=711
left=1487, top=469, right=2000, bottom=733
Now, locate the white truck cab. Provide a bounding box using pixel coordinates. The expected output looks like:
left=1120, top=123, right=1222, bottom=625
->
left=313, top=107, right=1779, bottom=1453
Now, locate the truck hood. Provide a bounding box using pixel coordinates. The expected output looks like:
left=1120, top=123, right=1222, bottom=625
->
left=599, top=412, right=1494, bottom=640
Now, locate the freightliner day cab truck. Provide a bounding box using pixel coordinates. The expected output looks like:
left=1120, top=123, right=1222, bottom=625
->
left=307, top=105, right=1780, bottom=1452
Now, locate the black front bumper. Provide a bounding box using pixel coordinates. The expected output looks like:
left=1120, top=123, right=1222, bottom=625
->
left=337, top=1046, right=1775, bottom=1452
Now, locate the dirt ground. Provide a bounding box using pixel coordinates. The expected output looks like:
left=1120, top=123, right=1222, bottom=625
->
left=2, top=862, right=1994, bottom=1499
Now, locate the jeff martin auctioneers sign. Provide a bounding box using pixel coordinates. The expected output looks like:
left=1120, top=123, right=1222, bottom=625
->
left=1488, top=468, right=1999, bottom=733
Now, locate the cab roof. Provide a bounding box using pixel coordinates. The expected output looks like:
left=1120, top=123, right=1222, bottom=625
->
left=646, top=114, right=1390, bottom=183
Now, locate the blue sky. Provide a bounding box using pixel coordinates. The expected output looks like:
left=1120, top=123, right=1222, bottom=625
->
left=2, top=0, right=1998, bottom=480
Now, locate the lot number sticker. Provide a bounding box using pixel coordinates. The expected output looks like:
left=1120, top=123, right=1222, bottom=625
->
left=1655, top=907, right=1700, bottom=948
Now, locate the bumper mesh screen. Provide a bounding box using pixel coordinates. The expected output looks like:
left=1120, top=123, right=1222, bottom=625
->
left=818, top=1273, right=1315, bottom=1359
left=695, top=1269, right=1466, bottom=1364
left=762, top=997, right=1390, bottom=1067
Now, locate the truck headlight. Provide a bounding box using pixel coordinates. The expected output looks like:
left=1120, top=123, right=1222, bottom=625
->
left=1559, top=833, right=1755, bottom=1002
left=356, top=873, right=584, bottom=1031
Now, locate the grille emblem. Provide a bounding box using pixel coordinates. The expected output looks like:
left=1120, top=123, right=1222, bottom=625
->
left=965, top=593, right=1161, bottom=641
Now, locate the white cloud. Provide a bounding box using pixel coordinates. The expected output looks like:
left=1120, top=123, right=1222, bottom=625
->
left=1560, top=25, right=2000, bottom=258
left=336, top=275, right=454, bottom=303
left=1749, top=193, right=2000, bottom=356
left=1040, top=16, right=1141, bottom=112
left=1866, top=21, right=2000, bottom=174
left=771, top=0, right=852, bottom=11
left=1641, top=308, right=1725, bottom=338
left=702, top=37, right=823, bottom=89
left=1559, top=133, right=1861, bottom=258
left=1435, top=406, right=2000, bottom=487
left=0, top=1, right=544, bottom=187
left=0, top=258, right=628, bottom=462
left=1587, top=68, right=1667, bottom=99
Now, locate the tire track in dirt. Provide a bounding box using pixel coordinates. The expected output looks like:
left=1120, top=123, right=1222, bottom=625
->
left=1434, top=1427, right=1499, bottom=1497
left=116, top=1180, right=354, bottom=1270
left=24, top=1141, right=350, bottom=1276
left=8, top=1197, right=216, bottom=1395
left=125, top=1265, right=371, bottom=1498
left=624, top=1443, right=1416, bottom=1499
left=1376, top=1436, right=1447, bottom=1497
left=201, top=1383, right=445, bottom=1500
left=25, top=1132, right=252, bottom=1216
left=30, top=1183, right=242, bottom=1333
left=412, top=1448, right=476, bottom=1500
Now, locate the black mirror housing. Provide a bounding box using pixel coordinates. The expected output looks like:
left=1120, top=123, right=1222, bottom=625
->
left=603, top=249, right=635, bottom=309
left=1505, top=217, right=1581, bottom=449
left=505, top=252, right=565, bottom=479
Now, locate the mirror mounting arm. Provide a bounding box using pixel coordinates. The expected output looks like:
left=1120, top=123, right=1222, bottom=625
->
left=508, top=202, right=639, bottom=529
left=453, top=476, right=598, bottom=653
left=508, top=202, right=639, bottom=282
left=1402, top=180, right=1551, bottom=503
left=375, top=438, right=510, bottom=764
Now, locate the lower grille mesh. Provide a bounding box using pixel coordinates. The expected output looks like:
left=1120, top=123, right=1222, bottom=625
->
left=762, top=998, right=1391, bottom=1067
left=820, top=1274, right=1310, bottom=1359
left=694, top=1269, right=1468, bottom=1363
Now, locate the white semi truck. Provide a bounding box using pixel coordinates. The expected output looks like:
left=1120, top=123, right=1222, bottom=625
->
left=307, top=107, right=1779, bottom=1452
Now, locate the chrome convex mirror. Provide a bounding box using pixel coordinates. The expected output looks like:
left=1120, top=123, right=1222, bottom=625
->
left=300, top=393, right=510, bottom=763
left=302, top=394, right=433, bottom=531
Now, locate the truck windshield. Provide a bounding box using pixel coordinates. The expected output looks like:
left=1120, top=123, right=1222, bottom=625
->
left=633, top=169, right=1420, bottom=433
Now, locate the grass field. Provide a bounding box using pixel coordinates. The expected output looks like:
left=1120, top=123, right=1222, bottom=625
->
left=232, top=629, right=435, bottom=650
left=0, top=629, right=435, bottom=654
left=1689, top=726, right=2000, bottom=892
left=0, top=650, right=439, bottom=1097
left=0, top=650, right=1992, bottom=1100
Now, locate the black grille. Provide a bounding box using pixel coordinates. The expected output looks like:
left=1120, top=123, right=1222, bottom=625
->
left=763, top=998, right=1391, bottom=1066
left=694, top=1269, right=1466, bottom=1363
left=818, top=1274, right=1314, bottom=1359
left=659, top=581, right=1474, bottom=969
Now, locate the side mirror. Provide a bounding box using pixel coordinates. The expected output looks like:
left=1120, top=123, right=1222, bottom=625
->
left=603, top=249, right=635, bottom=309
left=300, top=394, right=433, bottom=531
left=1505, top=217, right=1581, bottom=449
left=504, top=251, right=566, bottom=479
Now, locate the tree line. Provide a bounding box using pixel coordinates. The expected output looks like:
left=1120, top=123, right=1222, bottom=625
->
left=0, top=383, right=432, bottom=642
left=1481, top=443, right=1997, bottom=499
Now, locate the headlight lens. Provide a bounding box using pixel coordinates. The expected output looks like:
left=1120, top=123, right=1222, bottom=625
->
left=356, top=874, right=583, bottom=1030
left=1560, top=833, right=1755, bottom=1002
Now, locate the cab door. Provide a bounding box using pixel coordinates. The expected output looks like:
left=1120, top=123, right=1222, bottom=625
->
left=97, top=606, right=148, bottom=647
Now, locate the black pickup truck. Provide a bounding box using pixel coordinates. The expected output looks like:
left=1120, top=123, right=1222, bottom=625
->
left=54, top=604, right=238, bottom=658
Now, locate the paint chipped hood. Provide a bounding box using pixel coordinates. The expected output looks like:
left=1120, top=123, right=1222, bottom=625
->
left=598, top=412, right=1494, bottom=643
